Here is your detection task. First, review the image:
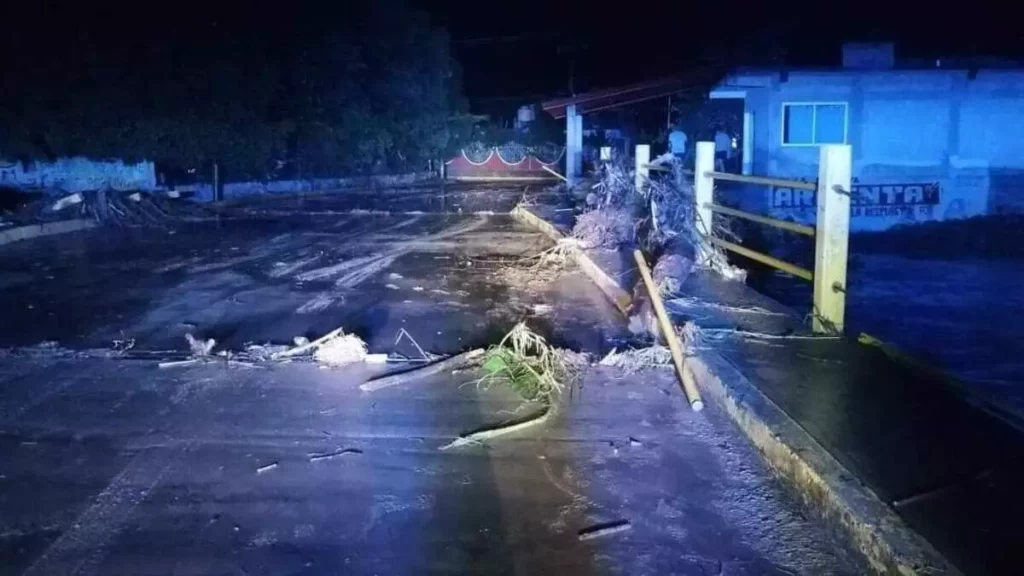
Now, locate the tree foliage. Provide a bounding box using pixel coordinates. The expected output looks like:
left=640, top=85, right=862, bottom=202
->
left=0, top=2, right=471, bottom=180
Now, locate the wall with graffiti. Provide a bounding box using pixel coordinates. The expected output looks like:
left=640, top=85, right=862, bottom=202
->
left=0, top=157, right=157, bottom=193
left=445, top=143, right=564, bottom=180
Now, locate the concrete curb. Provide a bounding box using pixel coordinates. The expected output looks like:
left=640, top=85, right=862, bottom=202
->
left=0, top=219, right=97, bottom=246
left=511, top=205, right=631, bottom=315
left=512, top=205, right=958, bottom=575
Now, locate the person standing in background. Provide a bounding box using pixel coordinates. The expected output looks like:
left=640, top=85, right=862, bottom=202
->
left=714, top=126, right=732, bottom=171
left=669, top=129, right=688, bottom=162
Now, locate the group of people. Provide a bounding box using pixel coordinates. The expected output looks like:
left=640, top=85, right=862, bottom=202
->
left=668, top=127, right=738, bottom=171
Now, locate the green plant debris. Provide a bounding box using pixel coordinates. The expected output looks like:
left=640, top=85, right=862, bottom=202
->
left=478, top=322, right=572, bottom=402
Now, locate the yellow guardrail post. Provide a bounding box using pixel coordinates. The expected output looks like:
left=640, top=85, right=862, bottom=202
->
left=694, top=141, right=716, bottom=266
left=812, top=144, right=852, bottom=334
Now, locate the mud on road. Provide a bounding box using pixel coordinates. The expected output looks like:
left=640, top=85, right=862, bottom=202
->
left=0, top=186, right=868, bottom=575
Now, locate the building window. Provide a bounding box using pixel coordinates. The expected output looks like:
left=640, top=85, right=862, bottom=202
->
left=782, top=102, right=848, bottom=146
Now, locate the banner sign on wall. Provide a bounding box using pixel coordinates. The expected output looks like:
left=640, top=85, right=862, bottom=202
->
left=771, top=183, right=940, bottom=218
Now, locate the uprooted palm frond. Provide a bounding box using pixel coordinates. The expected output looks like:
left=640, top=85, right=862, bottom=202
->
left=478, top=322, right=573, bottom=402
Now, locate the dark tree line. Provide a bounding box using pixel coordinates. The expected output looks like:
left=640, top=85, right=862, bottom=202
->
left=0, top=1, right=473, bottom=180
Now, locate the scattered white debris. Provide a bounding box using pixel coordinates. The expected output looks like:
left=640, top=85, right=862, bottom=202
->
left=388, top=272, right=404, bottom=280
left=599, top=346, right=673, bottom=373
left=243, top=343, right=290, bottom=361
left=256, top=462, right=279, bottom=474
left=532, top=303, right=554, bottom=315
left=386, top=284, right=400, bottom=290
left=50, top=193, right=84, bottom=212
left=412, top=286, right=424, bottom=292
left=313, top=333, right=368, bottom=367
left=185, top=333, right=216, bottom=356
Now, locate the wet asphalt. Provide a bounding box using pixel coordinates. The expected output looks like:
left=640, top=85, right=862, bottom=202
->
left=0, top=187, right=867, bottom=575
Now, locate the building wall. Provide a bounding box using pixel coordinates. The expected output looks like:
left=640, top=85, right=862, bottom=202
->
left=0, top=158, right=157, bottom=193
left=724, top=68, right=1024, bottom=230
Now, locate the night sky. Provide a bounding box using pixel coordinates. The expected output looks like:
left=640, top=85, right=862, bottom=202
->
left=418, top=0, right=1020, bottom=110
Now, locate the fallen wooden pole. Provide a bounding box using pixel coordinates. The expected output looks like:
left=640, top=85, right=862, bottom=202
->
left=632, top=249, right=704, bottom=411
left=541, top=165, right=568, bottom=183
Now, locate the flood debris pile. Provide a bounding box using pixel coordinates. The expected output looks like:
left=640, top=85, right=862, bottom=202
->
left=313, top=333, right=369, bottom=366
left=652, top=253, right=693, bottom=296
left=574, top=155, right=745, bottom=294
left=571, top=208, right=636, bottom=249
left=9, top=189, right=213, bottom=228
left=160, top=328, right=378, bottom=369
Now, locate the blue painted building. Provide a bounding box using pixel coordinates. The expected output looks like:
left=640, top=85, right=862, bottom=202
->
left=713, top=44, right=1024, bottom=231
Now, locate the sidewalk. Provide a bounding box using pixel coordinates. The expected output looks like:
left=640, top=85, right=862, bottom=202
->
left=668, top=269, right=1024, bottom=576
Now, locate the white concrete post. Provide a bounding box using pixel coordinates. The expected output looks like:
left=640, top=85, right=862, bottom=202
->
left=742, top=110, right=754, bottom=175
left=634, top=144, right=650, bottom=194
left=694, top=141, right=716, bottom=266
left=573, top=113, right=583, bottom=178
left=812, top=144, right=852, bottom=334
left=565, top=104, right=582, bottom=185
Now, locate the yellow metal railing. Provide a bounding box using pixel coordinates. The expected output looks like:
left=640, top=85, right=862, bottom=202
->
left=693, top=141, right=851, bottom=333
left=705, top=203, right=816, bottom=237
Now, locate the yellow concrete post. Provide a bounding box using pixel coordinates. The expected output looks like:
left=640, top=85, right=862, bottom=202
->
left=812, top=144, right=852, bottom=334
left=694, top=141, right=716, bottom=266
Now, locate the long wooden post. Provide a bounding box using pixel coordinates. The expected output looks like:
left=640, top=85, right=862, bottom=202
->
left=694, top=141, right=715, bottom=266
left=812, top=144, right=852, bottom=333
left=213, top=162, right=221, bottom=202
left=633, top=249, right=704, bottom=411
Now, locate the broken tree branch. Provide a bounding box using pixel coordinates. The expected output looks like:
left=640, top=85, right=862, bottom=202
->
left=439, top=404, right=553, bottom=450
left=273, top=327, right=344, bottom=359
left=360, top=348, right=484, bottom=392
